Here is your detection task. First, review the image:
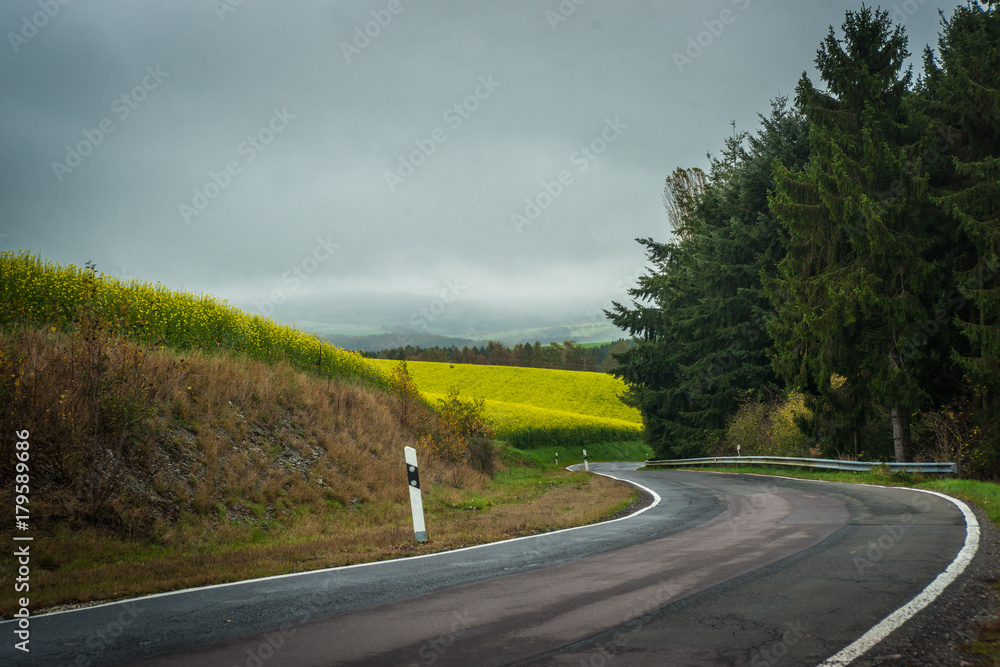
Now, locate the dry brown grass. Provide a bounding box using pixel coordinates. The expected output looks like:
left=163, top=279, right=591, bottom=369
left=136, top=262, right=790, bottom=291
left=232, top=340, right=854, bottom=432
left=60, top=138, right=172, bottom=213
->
left=2, top=326, right=426, bottom=528
left=0, top=327, right=637, bottom=616
left=3, top=471, right=633, bottom=615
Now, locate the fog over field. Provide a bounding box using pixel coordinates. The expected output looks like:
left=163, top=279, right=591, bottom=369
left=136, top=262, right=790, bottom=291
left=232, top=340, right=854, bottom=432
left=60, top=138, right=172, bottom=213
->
left=1, top=0, right=950, bottom=341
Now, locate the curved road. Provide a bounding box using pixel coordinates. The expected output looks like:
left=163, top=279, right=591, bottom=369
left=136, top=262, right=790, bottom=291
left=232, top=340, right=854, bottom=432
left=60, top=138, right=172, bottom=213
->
left=4, top=464, right=978, bottom=666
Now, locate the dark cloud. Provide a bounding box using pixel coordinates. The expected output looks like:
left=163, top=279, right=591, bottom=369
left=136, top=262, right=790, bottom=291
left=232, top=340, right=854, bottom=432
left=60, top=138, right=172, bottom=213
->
left=1, top=0, right=952, bottom=338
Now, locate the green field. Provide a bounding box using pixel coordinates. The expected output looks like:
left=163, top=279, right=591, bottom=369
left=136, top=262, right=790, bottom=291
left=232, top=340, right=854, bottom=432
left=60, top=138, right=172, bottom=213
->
left=371, top=359, right=642, bottom=448
left=507, top=440, right=654, bottom=467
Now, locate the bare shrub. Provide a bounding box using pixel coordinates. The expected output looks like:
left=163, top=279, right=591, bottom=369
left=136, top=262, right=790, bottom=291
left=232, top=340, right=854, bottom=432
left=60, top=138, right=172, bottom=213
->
left=914, top=389, right=997, bottom=480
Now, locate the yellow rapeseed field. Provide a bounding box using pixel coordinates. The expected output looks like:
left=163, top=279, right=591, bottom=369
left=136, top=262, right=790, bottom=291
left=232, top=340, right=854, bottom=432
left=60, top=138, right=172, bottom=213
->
left=373, top=359, right=641, bottom=448
left=1, top=251, right=387, bottom=388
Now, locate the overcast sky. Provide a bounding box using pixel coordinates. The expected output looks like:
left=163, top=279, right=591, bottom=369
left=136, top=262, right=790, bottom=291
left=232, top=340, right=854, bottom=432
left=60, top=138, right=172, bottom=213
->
left=1, top=0, right=955, bottom=340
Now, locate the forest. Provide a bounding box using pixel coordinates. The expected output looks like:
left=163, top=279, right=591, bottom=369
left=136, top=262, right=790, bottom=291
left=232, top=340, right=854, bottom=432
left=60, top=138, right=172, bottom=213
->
left=608, top=4, right=999, bottom=478
left=367, top=339, right=633, bottom=372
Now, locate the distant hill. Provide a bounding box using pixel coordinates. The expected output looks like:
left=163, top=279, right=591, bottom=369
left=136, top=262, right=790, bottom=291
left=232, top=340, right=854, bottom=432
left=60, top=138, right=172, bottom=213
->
left=326, top=332, right=481, bottom=352
left=326, top=322, right=626, bottom=353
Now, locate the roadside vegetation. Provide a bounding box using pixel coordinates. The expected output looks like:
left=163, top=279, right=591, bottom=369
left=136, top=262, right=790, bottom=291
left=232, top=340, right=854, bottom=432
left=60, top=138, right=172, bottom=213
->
left=0, top=251, right=387, bottom=388
left=0, top=253, right=643, bottom=617
left=608, top=4, right=999, bottom=479
left=1, top=460, right=633, bottom=616
left=0, top=323, right=638, bottom=617
left=509, top=440, right=653, bottom=468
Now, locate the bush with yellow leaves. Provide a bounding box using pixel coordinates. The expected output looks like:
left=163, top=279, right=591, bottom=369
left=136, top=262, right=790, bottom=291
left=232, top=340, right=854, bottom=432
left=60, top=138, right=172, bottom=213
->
left=724, top=392, right=812, bottom=457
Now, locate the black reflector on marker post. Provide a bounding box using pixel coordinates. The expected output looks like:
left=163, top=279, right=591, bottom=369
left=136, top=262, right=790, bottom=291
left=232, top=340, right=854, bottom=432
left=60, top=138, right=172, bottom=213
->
left=404, top=446, right=427, bottom=542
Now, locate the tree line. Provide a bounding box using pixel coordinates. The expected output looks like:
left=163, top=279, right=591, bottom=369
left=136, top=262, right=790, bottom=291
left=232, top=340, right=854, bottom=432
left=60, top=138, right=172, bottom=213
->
left=608, top=3, right=999, bottom=477
left=366, top=339, right=634, bottom=372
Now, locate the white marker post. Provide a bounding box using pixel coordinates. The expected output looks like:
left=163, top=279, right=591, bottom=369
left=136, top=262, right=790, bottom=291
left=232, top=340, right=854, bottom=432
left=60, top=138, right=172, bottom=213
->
left=583, top=449, right=589, bottom=472
left=404, top=446, right=427, bottom=542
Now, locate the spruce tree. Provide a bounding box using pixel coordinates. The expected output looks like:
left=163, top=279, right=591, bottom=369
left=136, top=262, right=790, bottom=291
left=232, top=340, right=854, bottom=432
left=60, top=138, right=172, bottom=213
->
left=768, top=7, right=941, bottom=461
left=609, top=100, right=809, bottom=458
left=922, top=1, right=1000, bottom=450
left=607, top=234, right=703, bottom=457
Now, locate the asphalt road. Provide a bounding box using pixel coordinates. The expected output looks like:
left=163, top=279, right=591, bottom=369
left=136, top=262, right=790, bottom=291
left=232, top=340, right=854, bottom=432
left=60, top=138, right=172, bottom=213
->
left=3, top=464, right=979, bottom=666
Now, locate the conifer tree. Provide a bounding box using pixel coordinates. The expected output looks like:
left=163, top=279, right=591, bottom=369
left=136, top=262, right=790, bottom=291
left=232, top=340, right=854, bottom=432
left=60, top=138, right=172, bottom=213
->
left=609, top=100, right=808, bottom=458
left=768, top=7, right=942, bottom=462
left=921, top=0, right=1000, bottom=447
left=927, top=2, right=1000, bottom=379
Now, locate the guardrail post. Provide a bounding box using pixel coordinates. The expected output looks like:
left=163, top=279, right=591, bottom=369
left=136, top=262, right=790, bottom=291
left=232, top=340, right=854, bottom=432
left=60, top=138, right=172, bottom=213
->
left=404, top=446, right=427, bottom=543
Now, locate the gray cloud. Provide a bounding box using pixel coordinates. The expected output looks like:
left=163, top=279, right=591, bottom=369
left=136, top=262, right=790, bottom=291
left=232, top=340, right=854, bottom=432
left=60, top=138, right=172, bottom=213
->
left=1, top=0, right=953, bottom=339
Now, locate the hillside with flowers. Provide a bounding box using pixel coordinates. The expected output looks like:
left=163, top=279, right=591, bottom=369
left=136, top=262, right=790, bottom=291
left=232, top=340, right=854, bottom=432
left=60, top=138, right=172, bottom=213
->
left=0, top=251, right=643, bottom=614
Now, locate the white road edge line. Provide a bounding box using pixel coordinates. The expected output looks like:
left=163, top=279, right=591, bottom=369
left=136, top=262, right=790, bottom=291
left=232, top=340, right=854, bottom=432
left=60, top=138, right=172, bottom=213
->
left=23, top=464, right=660, bottom=619
left=817, top=486, right=980, bottom=666
left=676, top=469, right=982, bottom=666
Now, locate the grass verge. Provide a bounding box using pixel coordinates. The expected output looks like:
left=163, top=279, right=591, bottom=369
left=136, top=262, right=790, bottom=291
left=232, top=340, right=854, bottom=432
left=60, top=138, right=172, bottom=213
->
left=507, top=440, right=653, bottom=469
left=0, top=466, right=637, bottom=617
left=651, top=464, right=999, bottom=662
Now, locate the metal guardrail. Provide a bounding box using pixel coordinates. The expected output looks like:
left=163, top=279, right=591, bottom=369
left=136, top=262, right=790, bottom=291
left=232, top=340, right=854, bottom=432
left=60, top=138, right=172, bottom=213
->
left=643, top=455, right=957, bottom=474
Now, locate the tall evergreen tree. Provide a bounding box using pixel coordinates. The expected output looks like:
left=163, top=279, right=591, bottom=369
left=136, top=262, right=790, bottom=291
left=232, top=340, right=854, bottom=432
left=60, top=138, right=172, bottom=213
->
left=768, top=7, right=945, bottom=462
left=923, top=1, right=1000, bottom=416
left=609, top=99, right=809, bottom=458
left=608, top=233, right=702, bottom=457
left=915, top=2, right=1000, bottom=469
